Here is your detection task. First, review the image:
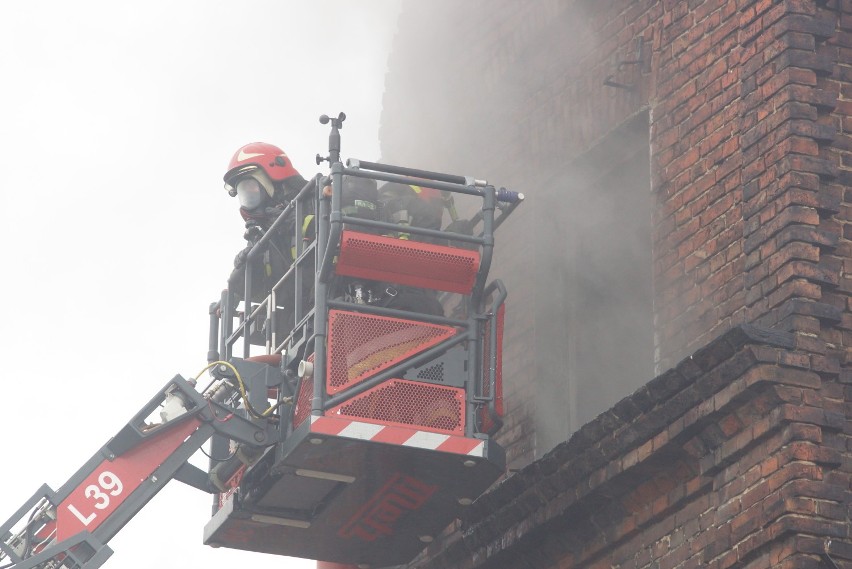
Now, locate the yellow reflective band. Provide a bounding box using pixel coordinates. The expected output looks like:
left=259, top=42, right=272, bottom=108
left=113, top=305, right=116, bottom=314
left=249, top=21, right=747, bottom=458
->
left=302, top=214, right=315, bottom=236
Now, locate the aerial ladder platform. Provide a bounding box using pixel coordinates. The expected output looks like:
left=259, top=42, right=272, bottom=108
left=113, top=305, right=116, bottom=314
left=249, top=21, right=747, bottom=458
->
left=0, top=114, right=523, bottom=568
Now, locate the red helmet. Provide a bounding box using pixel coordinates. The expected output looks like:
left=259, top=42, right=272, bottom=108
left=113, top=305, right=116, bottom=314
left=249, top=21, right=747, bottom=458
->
left=224, top=142, right=300, bottom=187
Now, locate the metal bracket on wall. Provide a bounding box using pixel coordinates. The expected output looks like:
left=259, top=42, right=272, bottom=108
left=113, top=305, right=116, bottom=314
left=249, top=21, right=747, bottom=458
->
left=821, top=539, right=840, bottom=569
left=603, top=37, right=647, bottom=92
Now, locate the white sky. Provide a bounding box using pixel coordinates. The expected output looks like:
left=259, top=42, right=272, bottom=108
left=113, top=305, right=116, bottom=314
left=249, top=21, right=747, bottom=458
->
left=0, top=2, right=401, bottom=568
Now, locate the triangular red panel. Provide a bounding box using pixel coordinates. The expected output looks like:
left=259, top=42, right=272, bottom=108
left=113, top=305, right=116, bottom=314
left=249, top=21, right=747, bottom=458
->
left=327, top=310, right=456, bottom=394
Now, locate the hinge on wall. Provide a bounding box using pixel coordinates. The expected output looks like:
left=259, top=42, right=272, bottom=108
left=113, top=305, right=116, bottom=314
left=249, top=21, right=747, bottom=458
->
left=603, top=37, right=647, bottom=92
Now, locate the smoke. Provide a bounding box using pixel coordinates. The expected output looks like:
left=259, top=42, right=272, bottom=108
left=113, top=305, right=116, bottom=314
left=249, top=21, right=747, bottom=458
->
left=380, top=1, right=655, bottom=465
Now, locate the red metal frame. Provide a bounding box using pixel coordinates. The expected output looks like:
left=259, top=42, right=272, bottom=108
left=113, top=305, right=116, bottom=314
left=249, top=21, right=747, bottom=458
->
left=335, top=230, right=480, bottom=293
left=480, top=304, right=505, bottom=433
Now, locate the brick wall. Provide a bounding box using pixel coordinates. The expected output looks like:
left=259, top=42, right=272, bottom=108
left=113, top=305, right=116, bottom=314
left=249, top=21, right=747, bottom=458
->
left=650, top=0, right=744, bottom=366
left=650, top=0, right=847, bottom=374
left=380, top=1, right=852, bottom=568
left=409, top=326, right=852, bottom=569
left=382, top=0, right=660, bottom=468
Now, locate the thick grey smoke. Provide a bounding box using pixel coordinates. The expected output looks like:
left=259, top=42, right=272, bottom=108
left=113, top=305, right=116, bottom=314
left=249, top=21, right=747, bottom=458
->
left=380, top=1, right=654, bottom=464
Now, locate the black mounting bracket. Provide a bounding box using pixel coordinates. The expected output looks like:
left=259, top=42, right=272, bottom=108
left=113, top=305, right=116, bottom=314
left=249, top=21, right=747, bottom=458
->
left=603, top=37, right=647, bottom=92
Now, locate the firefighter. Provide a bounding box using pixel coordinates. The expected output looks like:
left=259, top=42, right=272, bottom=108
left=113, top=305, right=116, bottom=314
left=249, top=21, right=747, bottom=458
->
left=373, top=180, right=448, bottom=315
left=224, top=142, right=308, bottom=343
left=378, top=181, right=444, bottom=240
left=224, top=142, right=307, bottom=222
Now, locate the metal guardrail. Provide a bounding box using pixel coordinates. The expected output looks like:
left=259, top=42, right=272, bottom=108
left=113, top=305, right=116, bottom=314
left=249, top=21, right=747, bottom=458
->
left=209, top=115, right=523, bottom=434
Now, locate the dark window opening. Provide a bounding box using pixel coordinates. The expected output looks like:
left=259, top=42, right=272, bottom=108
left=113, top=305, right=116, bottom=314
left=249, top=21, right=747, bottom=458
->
left=535, top=111, right=654, bottom=455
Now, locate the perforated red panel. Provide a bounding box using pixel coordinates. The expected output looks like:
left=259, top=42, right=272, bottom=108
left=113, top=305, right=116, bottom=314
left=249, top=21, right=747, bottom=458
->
left=293, top=353, right=314, bottom=429
left=480, top=304, right=505, bottom=434
left=327, top=310, right=456, bottom=394
left=327, top=379, right=465, bottom=435
left=336, top=230, right=480, bottom=293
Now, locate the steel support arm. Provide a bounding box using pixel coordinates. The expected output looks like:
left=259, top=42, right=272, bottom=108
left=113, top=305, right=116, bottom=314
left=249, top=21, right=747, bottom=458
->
left=1, top=370, right=278, bottom=569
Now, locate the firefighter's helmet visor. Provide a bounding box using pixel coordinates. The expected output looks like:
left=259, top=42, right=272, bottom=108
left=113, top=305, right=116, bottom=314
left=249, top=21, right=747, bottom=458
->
left=236, top=177, right=264, bottom=210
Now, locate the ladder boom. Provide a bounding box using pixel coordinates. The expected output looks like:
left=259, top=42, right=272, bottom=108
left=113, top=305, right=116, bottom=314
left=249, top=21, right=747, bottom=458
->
left=0, top=371, right=275, bottom=569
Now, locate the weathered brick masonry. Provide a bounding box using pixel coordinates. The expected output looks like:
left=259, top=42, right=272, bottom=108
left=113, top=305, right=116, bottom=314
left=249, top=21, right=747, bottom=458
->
left=380, top=1, right=852, bottom=568
left=410, top=326, right=849, bottom=569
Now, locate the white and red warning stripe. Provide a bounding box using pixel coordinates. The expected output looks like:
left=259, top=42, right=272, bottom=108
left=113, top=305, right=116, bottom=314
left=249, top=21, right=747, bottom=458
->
left=310, top=416, right=486, bottom=457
